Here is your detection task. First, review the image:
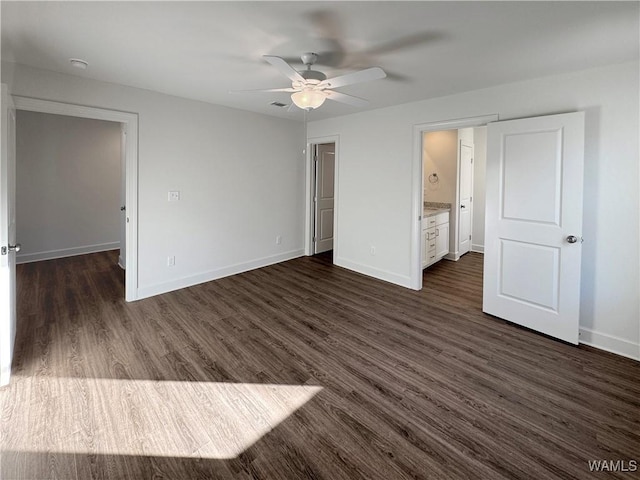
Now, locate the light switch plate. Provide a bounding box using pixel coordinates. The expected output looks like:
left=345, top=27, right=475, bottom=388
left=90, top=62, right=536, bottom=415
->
left=168, top=191, right=180, bottom=202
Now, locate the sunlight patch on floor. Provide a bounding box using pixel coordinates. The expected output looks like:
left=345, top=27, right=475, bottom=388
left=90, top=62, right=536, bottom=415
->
left=2, top=378, right=322, bottom=459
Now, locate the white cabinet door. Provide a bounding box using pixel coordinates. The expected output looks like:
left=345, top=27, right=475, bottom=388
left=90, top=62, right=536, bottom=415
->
left=483, top=112, right=584, bottom=344
left=436, top=223, right=449, bottom=259
left=0, top=85, right=16, bottom=386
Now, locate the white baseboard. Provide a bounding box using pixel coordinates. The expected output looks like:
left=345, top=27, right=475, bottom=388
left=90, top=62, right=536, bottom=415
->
left=335, top=257, right=412, bottom=289
left=471, top=244, right=485, bottom=253
left=118, top=256, right=125, bottom=270
left=16, top=242, right=120, bottom=264
left=579, top=327, right=639, bottom=361
left=136, top=249, right=305, bottom=300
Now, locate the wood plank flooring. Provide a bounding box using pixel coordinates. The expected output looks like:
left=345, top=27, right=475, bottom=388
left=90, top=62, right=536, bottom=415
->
left=1, top=250, right=639, bottom=479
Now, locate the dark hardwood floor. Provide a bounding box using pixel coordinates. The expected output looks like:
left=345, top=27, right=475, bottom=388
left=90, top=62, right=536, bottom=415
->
left=1, top=250, right=638, bottom=479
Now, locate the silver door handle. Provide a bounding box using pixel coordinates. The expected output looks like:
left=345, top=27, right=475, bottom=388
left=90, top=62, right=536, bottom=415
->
left=566, top=235, right=579, bottom=244
left=1, top=243, right=21, bottom=255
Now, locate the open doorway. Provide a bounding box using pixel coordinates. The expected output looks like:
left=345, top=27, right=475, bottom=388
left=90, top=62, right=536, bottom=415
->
left=413, top=112, right=586, bottom=346
left=15, top=111, right=124, bottom=270
left=421, top=126, right=484, bottom=270
left=410, top=115, right=498, bottom=290
left=305, top=136, right=339, bottom=262
left=12, top=96, right=139, bottom=301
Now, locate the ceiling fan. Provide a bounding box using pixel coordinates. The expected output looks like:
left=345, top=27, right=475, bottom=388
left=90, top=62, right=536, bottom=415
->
left=234, top=52, right=387, bottom=111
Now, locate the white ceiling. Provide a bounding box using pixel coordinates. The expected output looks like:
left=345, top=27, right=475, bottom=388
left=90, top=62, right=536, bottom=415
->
left=2, top=1, right=638, bottom=121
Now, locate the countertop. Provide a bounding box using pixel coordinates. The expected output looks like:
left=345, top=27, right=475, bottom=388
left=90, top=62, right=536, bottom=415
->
left=423, top=207, right=450, bottom=217
left=423, top=202, right=451, bottom=218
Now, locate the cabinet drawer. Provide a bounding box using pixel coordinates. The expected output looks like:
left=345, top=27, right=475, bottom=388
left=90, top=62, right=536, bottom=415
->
left=425, top=227, right=436, bottom=240
left=423, top=216, right=437, bottom=229
left=435, top=212, right=449, bottom=226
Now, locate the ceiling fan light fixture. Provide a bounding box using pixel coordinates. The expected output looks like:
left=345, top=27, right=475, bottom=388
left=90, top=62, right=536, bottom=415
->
left=291, top=90, right=326, bottom=110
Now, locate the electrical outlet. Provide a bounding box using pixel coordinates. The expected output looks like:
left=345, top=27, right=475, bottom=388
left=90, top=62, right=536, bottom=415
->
left=370, top=246, right=376, bottom=256
left=276, top=235, right=282, bottom=245
left=167, top=255, right=175, bottom=266
left=168, top=191, right=180, bottom=202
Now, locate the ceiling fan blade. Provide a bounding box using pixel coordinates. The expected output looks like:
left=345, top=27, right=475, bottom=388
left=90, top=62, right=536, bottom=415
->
left=363, top=32, right=445, bottom=56
left=229, top=87, right=297, bottom=94
left=319, top=67, right=386, bottom=89
left=263, top=55, right=305, bottom=83
left=324, top=90, right=369, bottom=107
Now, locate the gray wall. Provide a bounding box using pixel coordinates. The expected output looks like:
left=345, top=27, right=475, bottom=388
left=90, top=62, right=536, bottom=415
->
left=16, top=111, right=121, bottom=262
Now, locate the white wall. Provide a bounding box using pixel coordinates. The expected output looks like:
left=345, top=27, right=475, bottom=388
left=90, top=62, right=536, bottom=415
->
left=471, top=126, right=487, bottom=253
left=423, top=130, right=457, bottom=204
left=16, top=111, right=121, bottom=263
left=308, top=61, right=640, bottom=360
left=3, top=62, right=305, bottom=299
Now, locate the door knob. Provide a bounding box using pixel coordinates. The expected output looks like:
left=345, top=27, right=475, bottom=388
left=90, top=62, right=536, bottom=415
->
left=1, top=243, right=21, bottom=255
left=566, top=235, right=579, bottom=244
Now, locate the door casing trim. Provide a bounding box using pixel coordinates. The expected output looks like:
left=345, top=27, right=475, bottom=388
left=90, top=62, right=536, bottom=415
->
left=305, top=135, right=339, bottom=260
left=411, top=114, right=498, bottom=290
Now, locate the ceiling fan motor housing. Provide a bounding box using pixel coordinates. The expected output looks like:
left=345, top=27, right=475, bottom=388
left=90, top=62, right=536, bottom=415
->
left=297, top=52, right=327, bottom=83
left=300, top=70, right=327, bottom=82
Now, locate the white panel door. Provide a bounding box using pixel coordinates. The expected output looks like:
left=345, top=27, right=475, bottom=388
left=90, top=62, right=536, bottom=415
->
left=0, top=85, right=17, bottom=386
left=314, top=143, right=335, bottom=254
left=483, top=112, right=584, bottom=344
left=458, top=142, right=473, bottom=256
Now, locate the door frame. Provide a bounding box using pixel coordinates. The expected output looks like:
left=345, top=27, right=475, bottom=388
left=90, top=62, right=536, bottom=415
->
left=13, top=96, right=140, bottom=301
left=305, top=135, right=339, bottom=259
left=1, top=85, right=16, bottom=385
left=410, top=114, right=498, bottom=290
